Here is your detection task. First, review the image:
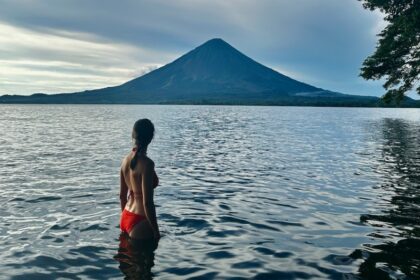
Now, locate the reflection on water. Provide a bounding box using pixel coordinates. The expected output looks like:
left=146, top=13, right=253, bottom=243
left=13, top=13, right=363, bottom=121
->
left=354, top=119, right=420, bottom=279
left=0, top=105, right=419, bottom=279
left=114, top=234, right=158, bottom=280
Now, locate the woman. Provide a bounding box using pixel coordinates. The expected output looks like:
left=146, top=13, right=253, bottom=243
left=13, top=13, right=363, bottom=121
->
left=119, top=119, right=160, bottom=240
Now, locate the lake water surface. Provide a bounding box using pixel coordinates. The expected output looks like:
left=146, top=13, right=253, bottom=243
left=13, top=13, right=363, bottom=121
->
left=0, top=105, right=419, bottom=280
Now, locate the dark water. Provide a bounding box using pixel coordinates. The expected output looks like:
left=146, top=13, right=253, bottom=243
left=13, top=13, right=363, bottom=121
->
left=0, top=105, right=419, bottom=280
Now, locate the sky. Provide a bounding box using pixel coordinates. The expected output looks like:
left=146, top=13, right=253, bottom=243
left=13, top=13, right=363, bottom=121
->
left=0, top=0, right=415, bottom=98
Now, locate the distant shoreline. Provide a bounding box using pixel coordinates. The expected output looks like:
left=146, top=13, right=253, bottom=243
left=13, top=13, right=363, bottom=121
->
left=1, top=101, right=419, bottom=108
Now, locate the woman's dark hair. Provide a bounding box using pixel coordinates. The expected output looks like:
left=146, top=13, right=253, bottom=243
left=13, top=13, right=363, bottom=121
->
left=130, top=118, right=155, bottom=170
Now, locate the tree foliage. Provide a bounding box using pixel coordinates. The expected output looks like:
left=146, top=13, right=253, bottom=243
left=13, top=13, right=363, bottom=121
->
left=359, top=0, right=419, bottom=103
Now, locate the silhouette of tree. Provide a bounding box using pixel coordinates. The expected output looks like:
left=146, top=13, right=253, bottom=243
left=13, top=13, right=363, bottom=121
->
left=359, top=0, right=419, bottom=103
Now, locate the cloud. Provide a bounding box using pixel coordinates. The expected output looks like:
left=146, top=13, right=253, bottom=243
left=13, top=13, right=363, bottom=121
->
left=0, top=0, right=393, bottom=97
left=0, top=22, right=171, bottom=94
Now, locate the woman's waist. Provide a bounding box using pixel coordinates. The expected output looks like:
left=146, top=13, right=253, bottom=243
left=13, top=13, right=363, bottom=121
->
left=124, top=201, right=146, bottom=215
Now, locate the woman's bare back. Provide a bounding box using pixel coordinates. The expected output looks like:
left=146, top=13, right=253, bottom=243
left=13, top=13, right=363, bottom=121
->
left=121, top=153, right=154, bottom=215
left=120, top=153, right=157, bottom=239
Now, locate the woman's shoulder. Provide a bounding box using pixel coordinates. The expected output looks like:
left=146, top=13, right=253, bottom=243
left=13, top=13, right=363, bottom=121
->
left=138, top=156, right=155, bottom=170
left=121, top=153, right=133, bottom=168
left=121, top=153, right=130, bottom=163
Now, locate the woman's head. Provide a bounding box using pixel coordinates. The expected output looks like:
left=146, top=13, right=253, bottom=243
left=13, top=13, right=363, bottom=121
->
left=132, top=118, right=154, bottom=148
left=130, top=118, right=154, bottom=169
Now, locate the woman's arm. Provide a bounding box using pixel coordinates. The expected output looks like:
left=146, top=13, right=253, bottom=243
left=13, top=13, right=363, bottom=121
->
left=119, top=168, right=128, bottom=211
left=141, top=160, right=159, bottom=238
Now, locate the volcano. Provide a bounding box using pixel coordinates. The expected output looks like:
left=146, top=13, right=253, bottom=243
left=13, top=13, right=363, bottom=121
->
left=1, top=38, right=418, bottom=107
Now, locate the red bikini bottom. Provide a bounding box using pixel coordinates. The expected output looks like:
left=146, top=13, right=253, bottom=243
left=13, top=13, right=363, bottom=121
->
left=120, top=209, right=146, bottom=234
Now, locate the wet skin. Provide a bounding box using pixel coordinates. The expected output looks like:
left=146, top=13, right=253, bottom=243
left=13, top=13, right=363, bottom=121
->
left=120, top=151, right=160, bottom=240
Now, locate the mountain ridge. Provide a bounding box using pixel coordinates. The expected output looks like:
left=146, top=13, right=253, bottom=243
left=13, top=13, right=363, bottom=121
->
left=119, top=38, right=320, bottom=95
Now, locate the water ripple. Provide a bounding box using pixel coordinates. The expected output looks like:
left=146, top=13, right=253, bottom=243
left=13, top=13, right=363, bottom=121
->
left=0, top=105, right=419, bottom=279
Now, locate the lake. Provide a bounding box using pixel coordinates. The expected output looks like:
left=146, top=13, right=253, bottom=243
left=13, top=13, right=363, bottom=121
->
left=0, top=105, right=419, bottom=280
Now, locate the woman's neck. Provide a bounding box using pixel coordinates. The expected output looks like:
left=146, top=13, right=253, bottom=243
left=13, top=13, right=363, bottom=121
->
left=132, top=146, right=147, bottom=155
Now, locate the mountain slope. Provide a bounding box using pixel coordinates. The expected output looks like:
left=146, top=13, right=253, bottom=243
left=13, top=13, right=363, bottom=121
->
left=119, top=38, right=320, bottom=96
left=1, top=38, right=418, bottom=107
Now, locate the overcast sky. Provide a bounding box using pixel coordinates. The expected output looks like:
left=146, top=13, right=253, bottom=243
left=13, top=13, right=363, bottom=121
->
left=2, top=0, right=412, bottom=98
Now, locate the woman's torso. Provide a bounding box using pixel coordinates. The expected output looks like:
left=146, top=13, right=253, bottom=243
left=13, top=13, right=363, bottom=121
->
left=121, top=152, right=158, bottom=215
